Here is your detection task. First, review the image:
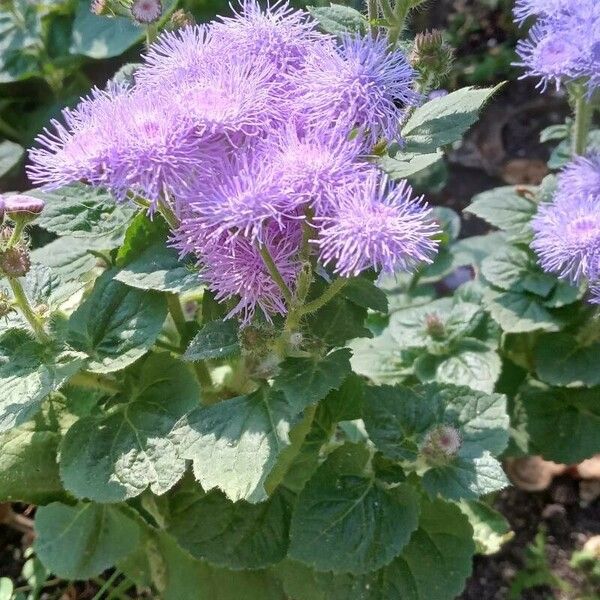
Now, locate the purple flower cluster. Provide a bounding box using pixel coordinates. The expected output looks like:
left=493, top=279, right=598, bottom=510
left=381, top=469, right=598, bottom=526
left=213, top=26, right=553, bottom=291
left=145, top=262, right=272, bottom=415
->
left=514, top=0, right=600, bottom=93
left=532, top=154, right=600, bottom=300
left=28, top=1, right=440, bottom=323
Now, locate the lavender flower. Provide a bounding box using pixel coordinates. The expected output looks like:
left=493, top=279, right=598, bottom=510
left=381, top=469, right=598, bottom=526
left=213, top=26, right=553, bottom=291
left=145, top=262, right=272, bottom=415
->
left=212, top=0, right=324, bottom=76
left=292, top=34, right=418, bottom=147
left=176, top=221, right=302, bottom=323
left=513, top=0, right=567, bottom=24
left=531, top=194, right=600, bottom=283
left=557, top=154, right=600, bottom=201
left=314, top=171, right=439, bottom=278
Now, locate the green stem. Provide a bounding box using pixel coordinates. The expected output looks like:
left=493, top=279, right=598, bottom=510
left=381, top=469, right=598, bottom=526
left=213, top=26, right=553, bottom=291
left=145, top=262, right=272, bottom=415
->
left=158, top=200, right=179, bottom=230
left=167, top=294, right=188, bottom=342
left=572, top=91, right=593, bottom=156
left=378, top=0, right=396, bottom=23
left=298, top=277, right=349, bottom=316
left=194, top=362, right=213, bottom=389
left=92, top=570, right=121, bottom=600
left=0, top=116, right=23, bottom=142
left=367, top=0, right=378, bottom=37
left=8, top=277, right=49, bottom=344
left=69, top=371, right=122, bottom=395
left=6, top=220, right=26, bottom=249
left=259, top=244, right=293, bottom=304
left=145, top=23, right=158, bottom=47
left=155, top=339, right=183, bottom=353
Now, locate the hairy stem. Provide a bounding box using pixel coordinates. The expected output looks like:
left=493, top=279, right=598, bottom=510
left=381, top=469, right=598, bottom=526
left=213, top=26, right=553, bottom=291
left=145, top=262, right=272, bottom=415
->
left=194, top=361, right=213, bottom=389
left=298, top=277, right=349, bottom=316
left=7, top=277, right=50, bottom=344
left=158, top=199, right=179, bottom=230
left=572, top=91, right=593, bottom=156
left=259, top=244, right=293, bottom=304
left=92, top=570, right=122, bottom=600
left=69, top=371, right=122, bottom=395
left=6, top=220, right=26, bottom=249
left=378, top=0, right=396, bottom=23
left=367, top=0, right=378, bottom=37
left=167, top=294, right=189, bottom=343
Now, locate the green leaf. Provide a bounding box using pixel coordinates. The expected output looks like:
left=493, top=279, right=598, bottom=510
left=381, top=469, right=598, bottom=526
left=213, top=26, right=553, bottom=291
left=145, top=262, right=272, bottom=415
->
left=534, top=333, right=600, bottom=388
left=464, top=187, right=536, bottom=242
left=184, top=319, right=240, bottom=361
left=115, top=242, right=199, bottom=293
left=32, top=236, right=98, bottom=286
left=415, top=339, right=501, bottom=393
left=288, top=444, right=420, bottom=574
left=60, top=354, right=199, bottom=502
left=120, top=525, right=286, bottom=600
left=485, top=290, right=560, bottom=333
left=402, top=85, right=502, bottom=152
left=279, top=498, right=474, bottom=600
left=167, top=484, right=292, bottom=570
left=0, top=412, right=65, bottom=504
left=34, top=502, right=140, bottom=580
left=379, top=151, right=443, bottom=180
left=307, top=295, right=371, bottom=346
left=273, top=349, right=352, bottom=409
left=481, top=246, right=531, bottom=291
left=341, top=276, right=388, bottom=313
left=173, top=386, right=307, bottom=503
left=0, top=0, right=42, bottom=83
left=517, top=383, right=600, bottom=463
left=459, top=500, right=513, bottom=555
left=548, top=130, right=600, bottom=170
left=306, top=4, right=367, bottom=35
left=0, top=139, right=24, bottom=178
left=68, top=269, right=167, bottom=373
left=69, top=0, right=143, bottom=58
left=0, top=330, right=84, bottom=433
left=34, top=184, right=136, bottom=247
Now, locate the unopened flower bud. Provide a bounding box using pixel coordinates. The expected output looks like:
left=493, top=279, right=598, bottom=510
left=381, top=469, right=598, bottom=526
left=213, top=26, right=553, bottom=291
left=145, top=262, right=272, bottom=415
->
left=0, top=245, right=31, bottom=278
left=131, top=0, right=162, bottom=24
left=289, top=332, right=303, bottom=349
left=0, top=290, right=13, bottom=319
left=425, top=313, right=445, bottom=340
left=91, top=0, right=110, bottom=16
left=410, top=30, right=454, bottom=84
left=4, top=195, right=45, bottom=224
left=421, top=425, right=461, bottom=464
left=168, top=8, right=195, bottom=30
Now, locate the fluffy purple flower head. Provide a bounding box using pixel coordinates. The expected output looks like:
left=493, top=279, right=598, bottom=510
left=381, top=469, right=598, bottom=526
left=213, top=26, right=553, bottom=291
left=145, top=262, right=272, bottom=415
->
left=314, top=171, right=439, bottom=278
left=292, top=34, right=419, bottom=147
left=263, top=124, right=368, bottom=213
left=27, top=86, right=125, bottom=189
left=176, top=220, right=302, bottom=323
left=136, top=25, right=216, bottom=89
left=531, top=194, right=600, bottom=283
left=212, top=0, right=324, bottom=76
left=513, top=0, right=567, bottom=24
left=557, top=153, right=600, bottom=201
left=181, top=154, right=296, bottom=242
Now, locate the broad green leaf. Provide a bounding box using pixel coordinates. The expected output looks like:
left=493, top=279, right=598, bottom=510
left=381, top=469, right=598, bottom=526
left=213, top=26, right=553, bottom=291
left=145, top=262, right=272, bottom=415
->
left=184, top=319, right=240, bottom=361
left=415, top=339, right=501, bottom=393
left=115, top=242, right=199, bottom=293
left=34, top=184, right=135, bottom=245
left=481, top=246, right=531, bottom=291
left=0, top=139, right=24, bottom=177
left=548, top=130, right=600, bottom=169
left=34, top=502, right=140, bottom=580
left=341, top=276, right=388, bottom=313
left=543, top=280, right=583, bottom=308
left=0, top=413, right=65, bottom=504
left=0, top=0, right=42, bottom=82
left=32, top=236, right=98, bottom=285
left=173, top=386, right=307, bottom=503
left=452, top=232, right=507, bottom=268
left=485, top=290, right=560, bottom=333
left=288, top=444, right=420, bottom=574
left=464, top=187, right=536, bottom=242
left=273, top=349, right=352, bottom=409
left=69, top=0, right=143, bottom=58
left=0, top=578, right=12, bottom=600
left=379, top=151, right=443, bottom=180
left=120, top=525, right=286, bottom=600
left=280, top=498, right=474, bottom=600
left=459, top=500, right=513, bottom=555
left=0, top=330, right=84, bottom=433
left=60, top=354, right=199, bottom=502
left=517, top=383, right=600, bottom=463
left=402, top=85, right=502, bottom=152
left=116, top=210, right=168, bottom=265
left=68, top=269, right=167, bottom=373
left=167, top=484, right=292, bottom=570
left=306, top=4, right=367, bottom=35
left=307, top=295, right=371, bottom=346
left=534, top=334, right=600, bottom=388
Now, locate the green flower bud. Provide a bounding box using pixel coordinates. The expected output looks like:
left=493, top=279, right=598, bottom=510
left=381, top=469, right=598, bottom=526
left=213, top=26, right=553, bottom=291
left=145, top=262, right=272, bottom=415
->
left=425, top=312, right=445, bottom=340
left=168, top=8, right=195, bottom=30
left=410, top=30, right=454, bottom=85
left=0, top=290, right=14, bottom=319
left=0, top=245, right=31, bottom=278
left=421, top=425, right=462, bottom=465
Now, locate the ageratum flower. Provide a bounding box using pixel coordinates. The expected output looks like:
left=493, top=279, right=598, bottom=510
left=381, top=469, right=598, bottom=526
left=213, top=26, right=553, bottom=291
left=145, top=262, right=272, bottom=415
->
left=212, top=0, right=325, bottom=76
left=314, top=171, right=439, bottom=277
left=27, top=85, right=126, bottom=189
left=531, top=194, right=600, bottom=283
left=513, top=0, right=567, bottom=24
left=292, top=34, right=418, bottom=147
left=557, top=154, right=600, bottom=201
left=176, top=220, right=302, bottom=323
